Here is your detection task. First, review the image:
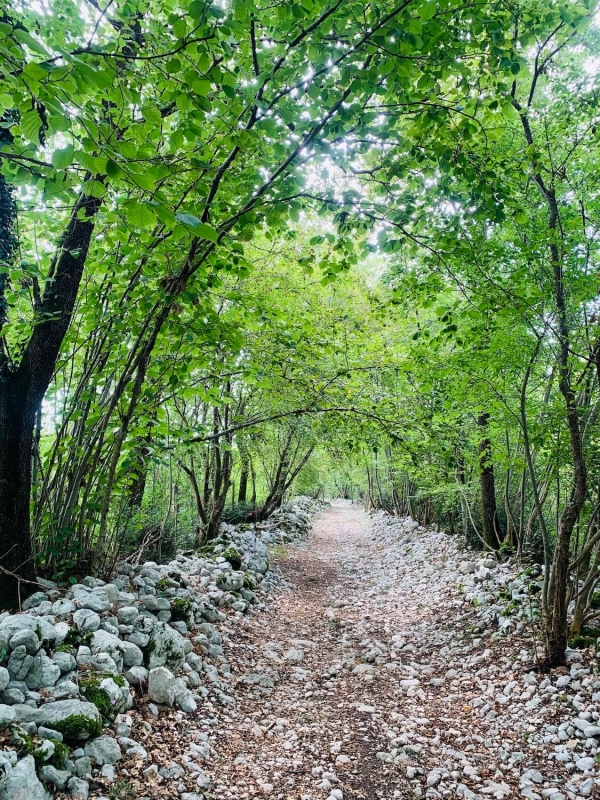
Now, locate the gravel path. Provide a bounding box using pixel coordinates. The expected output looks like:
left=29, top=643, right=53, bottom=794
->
left=122, top=501, right=600, bottom=800
left=208, top=501, right=414, bottom=800
left=199, top=502, right=519, bottom=800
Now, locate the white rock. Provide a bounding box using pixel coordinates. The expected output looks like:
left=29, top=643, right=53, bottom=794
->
left=85, top=735, right=122, bottom=765
left=148, top=666, right=177, bottom=706
left=0, top=754, right=51, bottom=799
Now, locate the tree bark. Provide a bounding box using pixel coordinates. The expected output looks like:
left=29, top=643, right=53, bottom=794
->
left=0, top=384, right=38, bottom=604
left=0, top=186, right=101, bottom=605
left=238, top=452, right=249, bottom=503
left=477, top=413, right=500, bottom=550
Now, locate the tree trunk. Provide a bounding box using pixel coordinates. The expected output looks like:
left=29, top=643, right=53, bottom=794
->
left=570, top=541, right=598, bottom=637
left=252, top=445, right=313, bottom=521
left=0, top=384, right=38, bottom=606
left=238, top=459, right=249, bottom=503
left=250, top=458, right=257, bottom=508
left=0, top=164, right=101, bottom=603
left=128, top=432, right=153, bottom=509
left=477, top=413, right=500, bottom=550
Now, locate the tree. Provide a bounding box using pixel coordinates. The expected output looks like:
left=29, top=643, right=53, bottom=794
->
left=1, top=0, right=512, bottom=604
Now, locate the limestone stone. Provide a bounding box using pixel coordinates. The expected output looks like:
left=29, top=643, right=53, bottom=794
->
left=25, top=653, right=61, bottom=690
left=73, top=609, right=101, bottom=633
left=0, top=755, right=51, bottom=799
left=85, top=735, right=122, bottom=765
left=9, top=629, right=40, bottom=655
left=148, top=666, right=177, bottom=706
left=7, top=646, right=33, bottom=681
left=144, top=622, right=186, bottom=672
left=36, top=700, right=102, bottom=742
left=0, top=704, right=15, bottom=729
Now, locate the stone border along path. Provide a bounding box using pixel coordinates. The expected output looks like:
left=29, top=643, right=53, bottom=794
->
left=0, top=498, right=321, bottom=800
left=114, top=500, right=600, bottom=800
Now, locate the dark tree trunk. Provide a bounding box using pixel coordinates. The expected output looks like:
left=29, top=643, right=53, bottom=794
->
left=128, top=466, right=148, bottom=510
left=477, top=413, right=500, bottom=550
left=545, top=357, right=587, bottom=666
left=252, top=446, right=313, bottom=522
left=250, top=458, right=257, bottom=508
left=238, top=460, right=249, bottom=503
left=0, top=383, right=38, bottom=605
left=128, top=435, right=153, bottom=509
left=0, top=189, right=101, bottom=605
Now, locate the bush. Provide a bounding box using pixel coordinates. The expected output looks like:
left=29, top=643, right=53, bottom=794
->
left=222, top=501, right=255, bottom=524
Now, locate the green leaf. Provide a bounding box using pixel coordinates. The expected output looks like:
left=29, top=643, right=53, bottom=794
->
left=197, top=222, right=219, bottom=242
left=175, top=212, right=203, bottom=228
left=51, top=144, right=75, bottom=170
left=23, top=61, right=49, bottom=81
left=124, top=199, right=157, bottom=228
left=142, top=105, right=162, bottom=125
left=188, top=0, right=204, bottom=18
left=175, top=213, right=219, bottom=242
left=82, top=178, right=106, bottom=198
left=192, top=79, right=211, bottom=96
left=18, top=109, right=42, bottom=143
left=12, top=28, right=49, bottom=56
left=106, top=159, right=122, bottom=178
left=419, top=1, right=436, bottom=20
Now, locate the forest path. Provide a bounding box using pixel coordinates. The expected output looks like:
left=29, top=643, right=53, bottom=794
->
left=203, top=502, right=494, bottom=800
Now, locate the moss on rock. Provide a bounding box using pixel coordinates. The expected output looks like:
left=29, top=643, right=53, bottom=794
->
left=53, top=713, right=102, bottom=743
left=171, top=597, right=194, bottom=625
left=62, top=628, right=93, bottom=650
left=243, top=572, right=257, bottom=590
left=49, top=741, right=70, bottom=769
left=142, top=636, right=156, bottom=668
left=10, top=726, right=33, bottom=756
left=221, top=546, right=242, bottom=570
left=80, top=680, right=113, bottom=720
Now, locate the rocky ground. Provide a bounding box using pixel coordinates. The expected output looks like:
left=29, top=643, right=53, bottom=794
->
left=0, top=498, right=322, bottom=799
left=1, top=501, right=600, bottom=800
left=148, top=501, right=598, bottom=800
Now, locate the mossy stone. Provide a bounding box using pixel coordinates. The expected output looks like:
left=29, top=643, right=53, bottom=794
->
left=171, top=597, right=194, bottom=625
left=221, top=546, right=242, bottom=570
left=53, top=714, right=102, bottom=743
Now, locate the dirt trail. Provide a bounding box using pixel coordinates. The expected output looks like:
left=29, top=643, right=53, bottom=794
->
left=204, top=502, right=453, bottom=800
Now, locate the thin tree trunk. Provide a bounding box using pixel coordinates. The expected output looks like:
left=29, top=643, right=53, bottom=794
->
left=477, top=413, right=500, bottom=550
left=238, top=457, right=249, bottom=503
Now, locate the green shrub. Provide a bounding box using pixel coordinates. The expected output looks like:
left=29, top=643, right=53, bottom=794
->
left=222, top=501, right=254, bottom=524
left=62, top=628, right=93, bottom=650
left=49, top=741, right=71, bottom=769
left=79, top=673, right=124, bottom=722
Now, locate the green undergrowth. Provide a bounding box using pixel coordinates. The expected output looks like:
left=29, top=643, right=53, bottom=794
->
left=33, top=740, right=70, bottom=769
left=569, top=627, right=600, bottom=650
left=60, top=628, right=93, bottom=651
left=196, top=539, right=243, bottom=570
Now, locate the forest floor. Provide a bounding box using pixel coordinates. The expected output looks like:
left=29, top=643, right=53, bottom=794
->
left=117, top=501, right=599, bottom=800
